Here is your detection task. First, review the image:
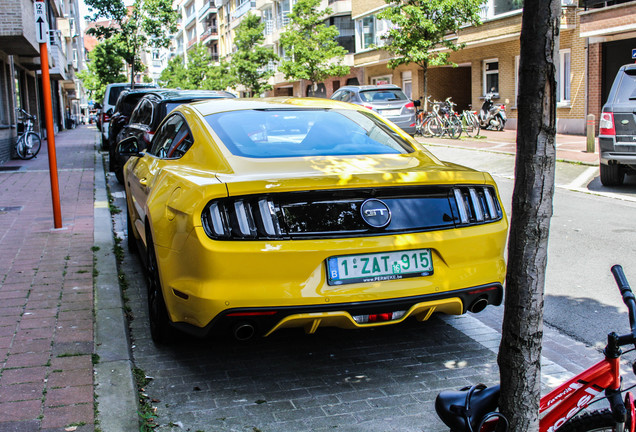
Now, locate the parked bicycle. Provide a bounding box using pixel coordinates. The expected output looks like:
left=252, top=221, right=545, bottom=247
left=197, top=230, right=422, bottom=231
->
left=428, top=97, right=462, bottom=139
left=436, top=264, right=636, bottom=432
left=460, top=107, right=481, bottom=138
left=15, top=108, right=42, bottom=160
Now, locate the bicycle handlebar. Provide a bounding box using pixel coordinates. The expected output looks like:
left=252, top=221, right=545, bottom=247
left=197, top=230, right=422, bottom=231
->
left=611, top=265, right=636, bottom=346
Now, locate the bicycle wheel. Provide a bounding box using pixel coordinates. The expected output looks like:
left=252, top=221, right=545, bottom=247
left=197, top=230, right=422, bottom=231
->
left=16, top=132, right=42, bottom=160
left=470, top=112, right=481, bottom=137
left=463, top=113, right=480, bottom=138
left=428, top=117, right=443, bottom=137
left=420, top=114, right=434, bottom=138
left=415, top=113, right=424, bottom=136
left=448, top=116, right=462, bottom=140
left=557, top=409, right=614, bottom=431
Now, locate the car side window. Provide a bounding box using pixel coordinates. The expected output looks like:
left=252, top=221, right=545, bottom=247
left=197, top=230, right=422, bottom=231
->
left=130, top=99, right=147, bottom=124
left=148, top=115, right=193, bottom=159
left=341, top=91, right=352, bottom=102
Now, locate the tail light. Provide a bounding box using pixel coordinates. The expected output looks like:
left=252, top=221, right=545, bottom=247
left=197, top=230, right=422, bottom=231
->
left=102, top=112, right=110, bottom=123
left=404, top=101, right=415, bottom=112
left=202, top=198, right=282, bottom=240
left=599, top=112, right=616, bottom=136
left=452, top=186, right=503, bottom=225
left=362, top=105, right=374, bottom=111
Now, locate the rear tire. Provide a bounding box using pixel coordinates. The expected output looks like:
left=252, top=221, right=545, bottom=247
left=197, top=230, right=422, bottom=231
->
left=558, top=409, right=615, bottom=431
left=428, top=117, right=443, bottom=137
left=600, top=163, right=624, bottom=186
left=146, top=233, right=176, bottom=344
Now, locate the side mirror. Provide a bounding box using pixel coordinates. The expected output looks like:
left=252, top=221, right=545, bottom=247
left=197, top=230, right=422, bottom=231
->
left=93, top=102, right=102, bottom=110
left=117, top=136, right=142, bottom=158
left=413, top=99, right=421, bottom=108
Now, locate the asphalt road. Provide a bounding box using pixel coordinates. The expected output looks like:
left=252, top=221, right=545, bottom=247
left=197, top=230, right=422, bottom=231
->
left=427, top=144, right=636, bottom=349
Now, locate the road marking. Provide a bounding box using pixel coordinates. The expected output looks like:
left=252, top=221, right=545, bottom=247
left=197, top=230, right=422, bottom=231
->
left=566, top=167, right=598, bottom=189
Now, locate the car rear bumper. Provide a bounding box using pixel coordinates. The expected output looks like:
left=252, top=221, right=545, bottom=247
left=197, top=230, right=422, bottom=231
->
left=172, top=284, right=503, bottom=338
left=599, top=136, right=636, bottom=165
left=155, top=220, right=508, bottom=336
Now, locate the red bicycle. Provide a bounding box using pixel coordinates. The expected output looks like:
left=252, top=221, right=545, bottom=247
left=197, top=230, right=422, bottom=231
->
left=436, top=265, right=636, bottom=432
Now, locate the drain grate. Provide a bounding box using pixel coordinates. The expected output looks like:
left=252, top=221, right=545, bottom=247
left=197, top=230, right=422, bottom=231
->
left=0, top=166, right=23, bottom=172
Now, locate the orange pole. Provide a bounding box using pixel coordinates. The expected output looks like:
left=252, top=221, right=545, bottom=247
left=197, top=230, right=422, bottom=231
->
left=39, top=40, right=62, bottom=228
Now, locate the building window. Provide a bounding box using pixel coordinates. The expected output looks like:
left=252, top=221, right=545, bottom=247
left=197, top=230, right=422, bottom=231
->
left=402, top=71, right=412, bottom=99
left=557, top=49, right=571, bottom=106
left=355, top=14, right=389, bottom=52
left=514, top=55, right=519, bottom=106
left=371, top=75, right=392, bottom=85
left=483, top=59, right=499, bottom=95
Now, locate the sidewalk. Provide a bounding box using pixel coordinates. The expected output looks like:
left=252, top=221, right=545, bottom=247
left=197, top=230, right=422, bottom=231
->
left=416, top=128, right=599, bottom=166
left=0, top=125, right=603, bottom=431
left=0, top=126, right=98, bottom=431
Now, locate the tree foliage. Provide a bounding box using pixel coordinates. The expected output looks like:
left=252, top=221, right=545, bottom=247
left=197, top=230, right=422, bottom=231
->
left=159, top=44, right=235, bottom=91
left=377, top=0, right=483, bottom=103
left=84, top=0, right=178, bottom=85
left=77, top=39, right=127, bottom=102
left=279, top=0, right=349, bottom=96
left=498, top=2, right=560, bottom=430
left=232, top=13, right=279, bottom=97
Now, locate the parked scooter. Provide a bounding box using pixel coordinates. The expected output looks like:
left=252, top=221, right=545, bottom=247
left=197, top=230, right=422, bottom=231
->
left=478, top=93, right=507, bottom=131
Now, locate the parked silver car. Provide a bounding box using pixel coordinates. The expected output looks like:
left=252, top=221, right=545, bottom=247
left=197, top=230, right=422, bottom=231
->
left=331, top=84, right=417, bottom=135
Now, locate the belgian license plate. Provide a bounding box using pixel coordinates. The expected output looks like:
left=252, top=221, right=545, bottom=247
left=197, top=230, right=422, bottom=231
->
left=326, top=249, right=433, bottom=286
left=380, top=108, right=402, bottom=116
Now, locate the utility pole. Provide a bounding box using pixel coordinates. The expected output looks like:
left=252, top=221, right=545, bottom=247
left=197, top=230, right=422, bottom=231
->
left=35, top=0, right=62, bottom=229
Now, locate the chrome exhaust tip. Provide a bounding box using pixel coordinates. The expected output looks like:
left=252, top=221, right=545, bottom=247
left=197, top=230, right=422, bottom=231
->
left=469, top=298, right=489, bottom=314
left=233, top=322, right=256, bottom=341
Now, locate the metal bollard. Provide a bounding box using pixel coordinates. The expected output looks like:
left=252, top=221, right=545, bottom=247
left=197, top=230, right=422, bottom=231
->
left=586, top=114, right=595, bottom=153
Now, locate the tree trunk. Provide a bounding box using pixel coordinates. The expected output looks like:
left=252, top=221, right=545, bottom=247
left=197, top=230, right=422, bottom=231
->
left=420, top=63, right=428, bottom=111
left=497, top=2, right=560, bottom=431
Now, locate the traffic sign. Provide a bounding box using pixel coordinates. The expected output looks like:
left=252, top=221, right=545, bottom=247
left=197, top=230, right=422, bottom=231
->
left=34, top=1, right=49, bottom=44
left=632, top=48, right=636, bottom=60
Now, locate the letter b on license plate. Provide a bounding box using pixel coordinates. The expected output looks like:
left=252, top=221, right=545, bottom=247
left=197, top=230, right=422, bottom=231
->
left=327, top=249, right=433, bottom=285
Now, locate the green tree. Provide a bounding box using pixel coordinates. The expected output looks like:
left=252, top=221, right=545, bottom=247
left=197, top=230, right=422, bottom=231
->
left=377, top=0, right=483, bottom=107
left=279, top=0, right=349, bottom=96
left=159, top=45, right=235, bottom=90
left=77, top=39, right=127, bottom=102
left=84, top=0, right=178, bottom=86
left=498, top=2, right=560, bottom=430
left=232, top=13, right=279, bottom=97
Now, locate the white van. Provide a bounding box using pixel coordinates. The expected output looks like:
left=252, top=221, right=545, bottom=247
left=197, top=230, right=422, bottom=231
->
left=99, top=82, right=157, bottom=148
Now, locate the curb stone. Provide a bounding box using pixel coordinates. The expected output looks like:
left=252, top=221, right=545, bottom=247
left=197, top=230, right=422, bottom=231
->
left=93, top=148, right=139, bottom=430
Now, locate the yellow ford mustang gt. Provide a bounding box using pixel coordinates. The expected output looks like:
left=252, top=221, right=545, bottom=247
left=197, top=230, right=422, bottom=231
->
left=118, top=97, right=508, bottom=344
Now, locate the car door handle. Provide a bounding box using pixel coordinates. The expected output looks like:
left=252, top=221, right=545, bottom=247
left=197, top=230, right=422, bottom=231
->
left=139, top=177, right=147, bottom=186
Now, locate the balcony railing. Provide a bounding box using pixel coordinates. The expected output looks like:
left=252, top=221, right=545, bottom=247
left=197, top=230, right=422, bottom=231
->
left=478, top=2, right=522, bottom=20
left=232, top=0, right=256, bottom=20
left=198, top=0, right=217, bottom=19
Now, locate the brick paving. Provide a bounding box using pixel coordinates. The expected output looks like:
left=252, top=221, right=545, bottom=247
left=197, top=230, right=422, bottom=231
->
left=0, top=124, right=610, bottom=432
left=0, top=125, right=97, bottom=432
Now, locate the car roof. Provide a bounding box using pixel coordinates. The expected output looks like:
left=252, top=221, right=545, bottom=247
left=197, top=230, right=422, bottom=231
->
left=185, top=97, right=359, bottom=117
left=338, top=85, right=401, bottom=92
left=141, top=89, right=237, bottom=101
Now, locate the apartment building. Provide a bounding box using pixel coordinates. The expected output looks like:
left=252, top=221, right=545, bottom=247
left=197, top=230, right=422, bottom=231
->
left=256, top=0, right=362, bottom=97
left=0, top=0, right=86, bottom=163
left=172, top=0, right=220, bottom=65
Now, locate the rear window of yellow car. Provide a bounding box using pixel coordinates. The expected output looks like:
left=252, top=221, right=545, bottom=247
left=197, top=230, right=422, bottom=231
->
left=204, top=109, right=414, bottom=158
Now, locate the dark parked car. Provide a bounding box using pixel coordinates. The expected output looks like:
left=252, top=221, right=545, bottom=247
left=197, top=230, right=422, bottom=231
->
left=112, top=89, right=237, bottom=183
left=99, top=82, right=158, bottom=149
left=107, top=88, right=159, bottom=170
left=331, top=84, right=417, bottom=135
left=599, top=63, right=636, bottom=186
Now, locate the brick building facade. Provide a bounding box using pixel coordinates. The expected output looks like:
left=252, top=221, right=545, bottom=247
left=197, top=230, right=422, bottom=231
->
left=351, top=1, right=636, bottom=135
